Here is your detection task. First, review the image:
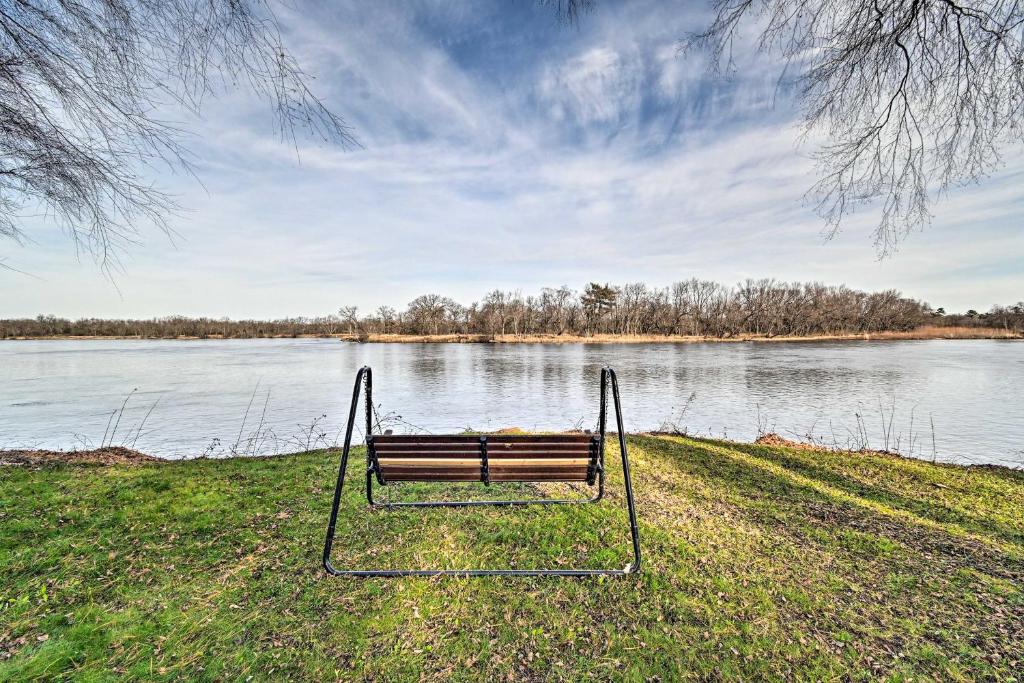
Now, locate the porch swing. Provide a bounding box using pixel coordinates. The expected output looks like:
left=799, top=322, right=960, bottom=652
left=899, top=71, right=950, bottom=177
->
left=321, top=365, right=641, bottom=577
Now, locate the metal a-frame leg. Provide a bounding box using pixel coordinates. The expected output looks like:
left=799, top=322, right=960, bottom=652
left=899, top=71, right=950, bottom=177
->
left=321, top=365, right=373, bottom=575
left=322, top=365, right=641, bottom=577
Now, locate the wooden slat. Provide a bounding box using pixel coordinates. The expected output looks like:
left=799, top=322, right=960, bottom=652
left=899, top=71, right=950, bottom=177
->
left=373, top=443, right=591, bottom=453
left=372, top=434, right=592, bottom=444
left=378, top=457, right=590, bottom=467
left=374, top=452, right=590, bottom=461
left=380, top=464, right=589, bottom=475
left=378, top=458, right=479, bottom=468
left=490, top=473, right=588, bottom=481
left=375, top=454, right=474, bottom=459
left=488, top=443, right=592, bottom=452
left=373, top=442, right=592, bottom=449
left=384, top=473, right=589, bottom=482
left=489, top=464, right=593, bottom=471
left=379, top=467, right=477, bottom=475
left=375, top=450, right=590, bottom=456
left=384, top=472, right=481, bottom=481
left=487, top=466, right=588, bottom=474
left=380, top=463, right=584, bottom=472
left=487, top=436, right=593, bottom=446
left=373, top=446, right=480, bottom=455
left=489, top=471, right=593, bottom=481
left=488, top=450, right=591, bottom=457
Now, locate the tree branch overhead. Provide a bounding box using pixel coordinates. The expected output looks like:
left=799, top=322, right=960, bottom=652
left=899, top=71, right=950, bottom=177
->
left=0, top=0, right=355, bottom=268
left=686, top=0, right=1024, bottom=253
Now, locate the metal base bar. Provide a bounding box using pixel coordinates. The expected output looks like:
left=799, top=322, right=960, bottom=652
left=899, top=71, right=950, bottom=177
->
left=322, top=366, right=641, bottom=577
left=367, top=473, right=604, bottom=508
left=324, top=568, right=634, bottom=577
left=368, top=496, right=599, bottom=508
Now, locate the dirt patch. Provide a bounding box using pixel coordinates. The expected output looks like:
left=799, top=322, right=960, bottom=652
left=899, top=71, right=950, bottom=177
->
left=0, top=447, right=163, bottom=467
left=753, top=433, right=823, bottom=451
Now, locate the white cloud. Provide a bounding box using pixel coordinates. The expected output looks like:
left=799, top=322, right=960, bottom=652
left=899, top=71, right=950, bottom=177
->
left=1, top=0, right=1020, bottom=317
left=540, top=47, right=642, bottom=126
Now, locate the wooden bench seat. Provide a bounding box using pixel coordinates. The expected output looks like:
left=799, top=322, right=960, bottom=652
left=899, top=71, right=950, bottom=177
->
left=369, top=434, right=600, bottom=483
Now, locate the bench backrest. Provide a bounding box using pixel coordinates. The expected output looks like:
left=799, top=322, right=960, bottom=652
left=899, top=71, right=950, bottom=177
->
left=369, top=433, right=601, bottom=484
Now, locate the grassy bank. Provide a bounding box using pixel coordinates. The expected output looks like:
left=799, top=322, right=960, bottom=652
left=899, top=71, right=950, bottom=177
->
left=2, top=436, right=1022, bottom=680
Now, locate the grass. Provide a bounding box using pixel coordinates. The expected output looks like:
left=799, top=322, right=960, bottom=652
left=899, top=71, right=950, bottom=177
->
left=1, top=435, right=1022, bottom=681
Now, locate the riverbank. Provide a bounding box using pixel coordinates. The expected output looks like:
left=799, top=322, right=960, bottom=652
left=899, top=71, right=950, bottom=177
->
left=338, top=325, right=1021, bottom=344
left=2, top=435, right=1021, bottom=680
left=4, top=325, right=1020, bottom=342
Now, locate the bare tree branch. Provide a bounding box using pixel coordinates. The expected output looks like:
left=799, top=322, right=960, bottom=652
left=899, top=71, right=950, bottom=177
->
left=683, top=0, right=1024, bottom=254
left=540, top=0, right=596, bottom=25
left=0, top=0, right=356, bottom=269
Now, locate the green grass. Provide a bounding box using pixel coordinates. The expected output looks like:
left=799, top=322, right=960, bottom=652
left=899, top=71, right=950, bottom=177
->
left=2, top=436, right=1022, bottom=681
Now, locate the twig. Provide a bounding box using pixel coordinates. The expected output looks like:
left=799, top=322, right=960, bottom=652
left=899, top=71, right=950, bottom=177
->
left=232, top=380, right=261, bottom=455
left=130, top=396, right=161, bottom=448
left=100, top=409, right=117, bottom=449
left=250, top=389, right=271, bottom=456
left=107, top=388, right=137, bottom=447
left=930, top=414, right=937, bottom=463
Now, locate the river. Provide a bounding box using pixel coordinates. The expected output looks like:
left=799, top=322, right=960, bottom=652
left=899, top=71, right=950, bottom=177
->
left=1, top=339, right=1021, bottom=466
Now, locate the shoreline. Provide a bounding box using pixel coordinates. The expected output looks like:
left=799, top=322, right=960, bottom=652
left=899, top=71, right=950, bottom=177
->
left=339, top=327, right=1021, bottom=344
left=1, top=325, right=1020, bottom=343
left=3, top=432, right=1021, bottom=473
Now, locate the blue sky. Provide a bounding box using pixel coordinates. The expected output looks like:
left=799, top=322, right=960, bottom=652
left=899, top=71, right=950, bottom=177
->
left=2, top=0, right=1021, bottom=317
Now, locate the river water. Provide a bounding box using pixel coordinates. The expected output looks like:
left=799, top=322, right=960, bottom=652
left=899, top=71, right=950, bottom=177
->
left=1, top=339, right=1021, bottom=466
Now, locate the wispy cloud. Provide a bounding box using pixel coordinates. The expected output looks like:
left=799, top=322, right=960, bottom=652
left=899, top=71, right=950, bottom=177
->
left=2, top=0, right=1020, bottom=317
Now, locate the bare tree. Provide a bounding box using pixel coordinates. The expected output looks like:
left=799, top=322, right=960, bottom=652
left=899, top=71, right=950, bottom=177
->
left=406, top=293, right=461, bottom=335
left=686, top=0, right=1024, bottom=253
left=375, top=305, right=397, bottom=334
left=7, top=277, right=985, bottom=339
left=338, top=306, right=359, bottom=333
left=987, top=302, right=1024, bottom=331
left=554, top=0, right=1022, bottom=251
left=538, top=286, right=578, bottom=334
left=1, top=0, right=354, bottom=268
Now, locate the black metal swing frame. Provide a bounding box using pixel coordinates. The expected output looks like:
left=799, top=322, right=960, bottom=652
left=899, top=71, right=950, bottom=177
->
left=321, top=365, right=641, bottom=577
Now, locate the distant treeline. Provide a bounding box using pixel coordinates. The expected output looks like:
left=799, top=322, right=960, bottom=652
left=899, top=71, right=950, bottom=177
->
left=4, top=280, right=1023, bottom=339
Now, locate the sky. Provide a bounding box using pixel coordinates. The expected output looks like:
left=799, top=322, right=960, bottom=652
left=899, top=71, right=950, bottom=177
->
left=2, top=0, right=1022, bottom=318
